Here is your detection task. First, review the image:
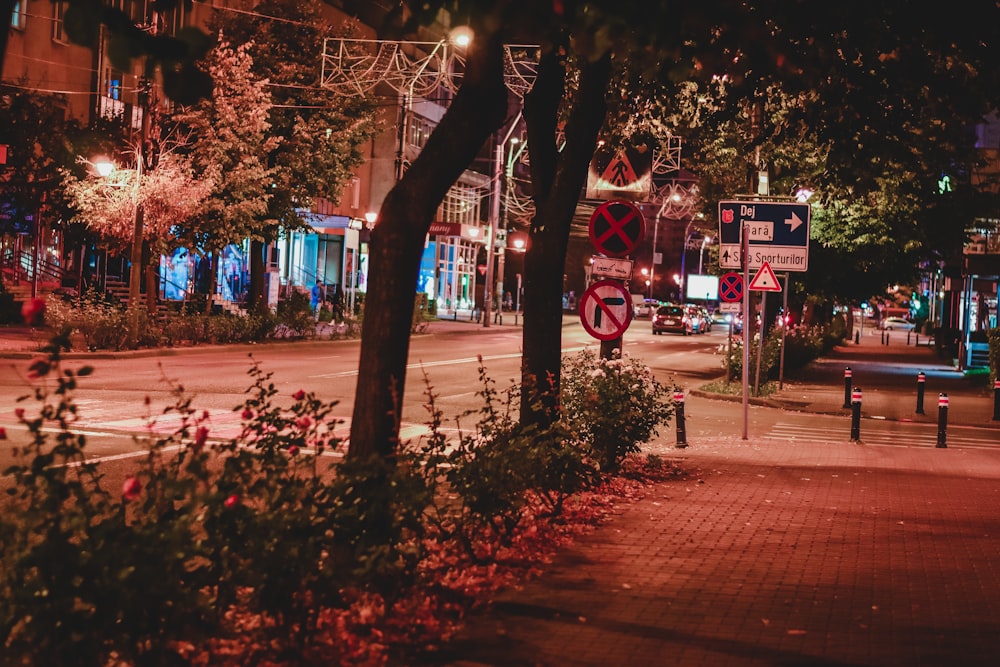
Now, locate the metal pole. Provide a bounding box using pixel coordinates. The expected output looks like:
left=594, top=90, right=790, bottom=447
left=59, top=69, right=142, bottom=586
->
left=993, top=379, right=1000, bottom=421
left=674, top=389, right=687, bottom=448
left=483, top=119, right=521, bottom=328
left=936, top=393, right=948, bottom=448
left=779, top=273, right=788, bottom=389
left=650, top=215, right=658, bottom=299
left=741, top=220, right=749, bottom=440
left=916, top=372, right=926, bottom=414
left=843, top=366, right=853, bottom=409
left=754, top=291, right=766, bottom=395
left=514, top=272, right=521, bottom=326
left=850, top=387, right=862, bottom=441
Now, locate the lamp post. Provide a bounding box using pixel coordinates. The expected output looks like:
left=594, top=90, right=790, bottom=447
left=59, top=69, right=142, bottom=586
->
left=93, top=153, right=143, bottom=338
left=698, top=235, right=712, bottom=274
left=483, top=118, right=522, bottom=327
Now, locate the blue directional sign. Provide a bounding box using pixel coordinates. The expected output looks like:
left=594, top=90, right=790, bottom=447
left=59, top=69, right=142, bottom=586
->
left=718, top=200, right=811, bottom=272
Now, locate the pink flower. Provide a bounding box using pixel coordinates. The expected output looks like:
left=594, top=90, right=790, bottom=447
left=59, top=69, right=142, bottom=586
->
left=241, top=409, right=254, bottom=420
left=21, top=298, right=46, bottom=326
left=14, top=408, right=24, bottom=419
left=0, top=427, right=6, bottom=440
left=295, top=416, right=312, bottom=429
left=293, top=389, right=306, bottom=401
left=122, top=477, right=142, bottom=501
left=288, top=445, right=300, bottom=456
left=224, top=494, right=239, bottom=509
left=193, top=426, right=209, bottom=450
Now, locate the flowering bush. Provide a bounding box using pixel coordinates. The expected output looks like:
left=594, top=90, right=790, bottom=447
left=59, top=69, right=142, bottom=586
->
left=719, top=322, right=842, bottom=386
left=560, top=349, right=675, bottom=472
left=0, top=337, right=684, bottom=665
left=42, top=287, right=356, bottom=351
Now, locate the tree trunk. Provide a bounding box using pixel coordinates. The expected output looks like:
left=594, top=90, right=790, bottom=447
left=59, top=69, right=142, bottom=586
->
left=519, top=52, right=612, bottom=425
left=347, top=27, right=508, bottom=461
left=205, top=252, right=218, bottom=315
left=248, top=239, right=267, bottom=315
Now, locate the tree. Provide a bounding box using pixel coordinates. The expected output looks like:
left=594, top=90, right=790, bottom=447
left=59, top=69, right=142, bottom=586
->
left=61, top=151, right=210, bottom=266
left=348, top=0, right=1000, bottom=460
left=210, top=0, right=378, bottom=313
left=170, top=39, right=279, bottom=311
left=0, top=86, right=82, bottom=285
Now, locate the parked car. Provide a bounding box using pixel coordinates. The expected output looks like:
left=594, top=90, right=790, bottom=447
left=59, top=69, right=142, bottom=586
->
left=652, top=304, right=693, bottom=335
left=880, top=317, right=915, bottom=331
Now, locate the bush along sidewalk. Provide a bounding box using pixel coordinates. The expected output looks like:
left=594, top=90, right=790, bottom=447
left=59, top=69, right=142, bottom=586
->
left=0, top=334, right=683, bottom=666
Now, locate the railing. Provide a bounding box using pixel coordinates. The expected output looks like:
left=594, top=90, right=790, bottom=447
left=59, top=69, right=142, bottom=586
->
left=1, top=248, right=64, bottom=290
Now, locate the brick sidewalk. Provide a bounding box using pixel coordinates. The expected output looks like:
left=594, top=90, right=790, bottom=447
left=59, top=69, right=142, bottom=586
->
left=428, top=437, right=1000, bottom=667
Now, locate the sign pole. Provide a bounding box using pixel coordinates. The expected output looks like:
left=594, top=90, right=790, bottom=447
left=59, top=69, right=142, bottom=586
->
left=742, top=221, right=750, bottom=440
left=583, top=201, right=646, bottom=357
left=779, top=273, right=789, bottom=389
left=754, top=291, right=766, bottom=395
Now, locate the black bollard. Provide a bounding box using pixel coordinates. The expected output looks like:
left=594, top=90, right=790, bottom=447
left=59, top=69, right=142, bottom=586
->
left=916, top=371, right=926, bottom=415
left=907, top=331, right=911, bottom=345
left=936, top=393, right=948, bottom=448
left=674, top=390, right=687, bottom=448
left=855, top=330, right=860, bottom=344
left=843, top=367, right=853, bottom=409
left=850, top=387, right=862, bottom=442
left=994, top=380, right=1000, bottom=421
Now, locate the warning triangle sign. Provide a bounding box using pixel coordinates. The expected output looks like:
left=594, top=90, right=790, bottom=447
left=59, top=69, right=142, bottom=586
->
left=748, top=262, right=782, bottom=292
left=600, top=152, right=639, bottom=188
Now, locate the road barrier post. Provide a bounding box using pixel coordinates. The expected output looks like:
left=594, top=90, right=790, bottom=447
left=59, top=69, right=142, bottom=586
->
left=936, top=393, right=948, bottom=448
left=993, top=380, right=1000, bottom=421
left=850, top=387, right=862, bottom=442
left=674, top=390, right=687, bottom=448
left=843, top=367, right=853, bottom=409
left=855, top=330, right=860, bottom=344
left=916, top=371, right=926, bottom=415
left=907, top=331, right=911, bottom=345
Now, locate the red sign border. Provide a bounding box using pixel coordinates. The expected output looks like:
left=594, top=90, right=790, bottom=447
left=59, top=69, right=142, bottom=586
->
left=588, top=200, right=646, bottom=258
left=579, top=279, right=633, bottom=341
left=719, top=272, right=744, bottom=303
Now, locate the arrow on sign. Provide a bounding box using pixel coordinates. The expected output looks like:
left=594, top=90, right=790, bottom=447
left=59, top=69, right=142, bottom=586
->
left=785, top=211, right=804, bottom=233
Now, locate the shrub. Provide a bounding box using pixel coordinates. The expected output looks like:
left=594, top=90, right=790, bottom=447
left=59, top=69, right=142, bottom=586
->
left=719, top=329, right=782, bottom=384
left=416, top=363, right=598, bottom=554
left=0, top=335, right=679, bottom=665
left=560, top=349, right=675, bottom=472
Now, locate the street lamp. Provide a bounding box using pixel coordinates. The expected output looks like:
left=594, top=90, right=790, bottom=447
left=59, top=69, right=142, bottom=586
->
left=698, top=235, right=713, bottom=274
left=484, top=116, right=523, bottom=327
left=91, top=150, right=145, bottom=340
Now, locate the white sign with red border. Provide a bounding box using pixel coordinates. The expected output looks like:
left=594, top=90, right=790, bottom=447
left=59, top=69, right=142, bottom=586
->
left=579, top=279, right=633, bottom=341
left=748, top=261, right=782, bottom=292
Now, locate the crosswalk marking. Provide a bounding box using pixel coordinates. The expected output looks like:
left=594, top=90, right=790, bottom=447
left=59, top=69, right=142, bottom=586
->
left=767, top=423, right=1000, bottom=450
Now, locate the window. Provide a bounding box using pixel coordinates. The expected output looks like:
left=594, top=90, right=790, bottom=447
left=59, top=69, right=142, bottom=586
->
left=11, top=1, right=25, bottom=29
left=53, top=2, right=67, bottom=43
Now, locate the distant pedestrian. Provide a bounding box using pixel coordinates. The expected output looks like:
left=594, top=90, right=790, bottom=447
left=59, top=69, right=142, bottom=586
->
left=311, top=283, right=322, bottom=320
